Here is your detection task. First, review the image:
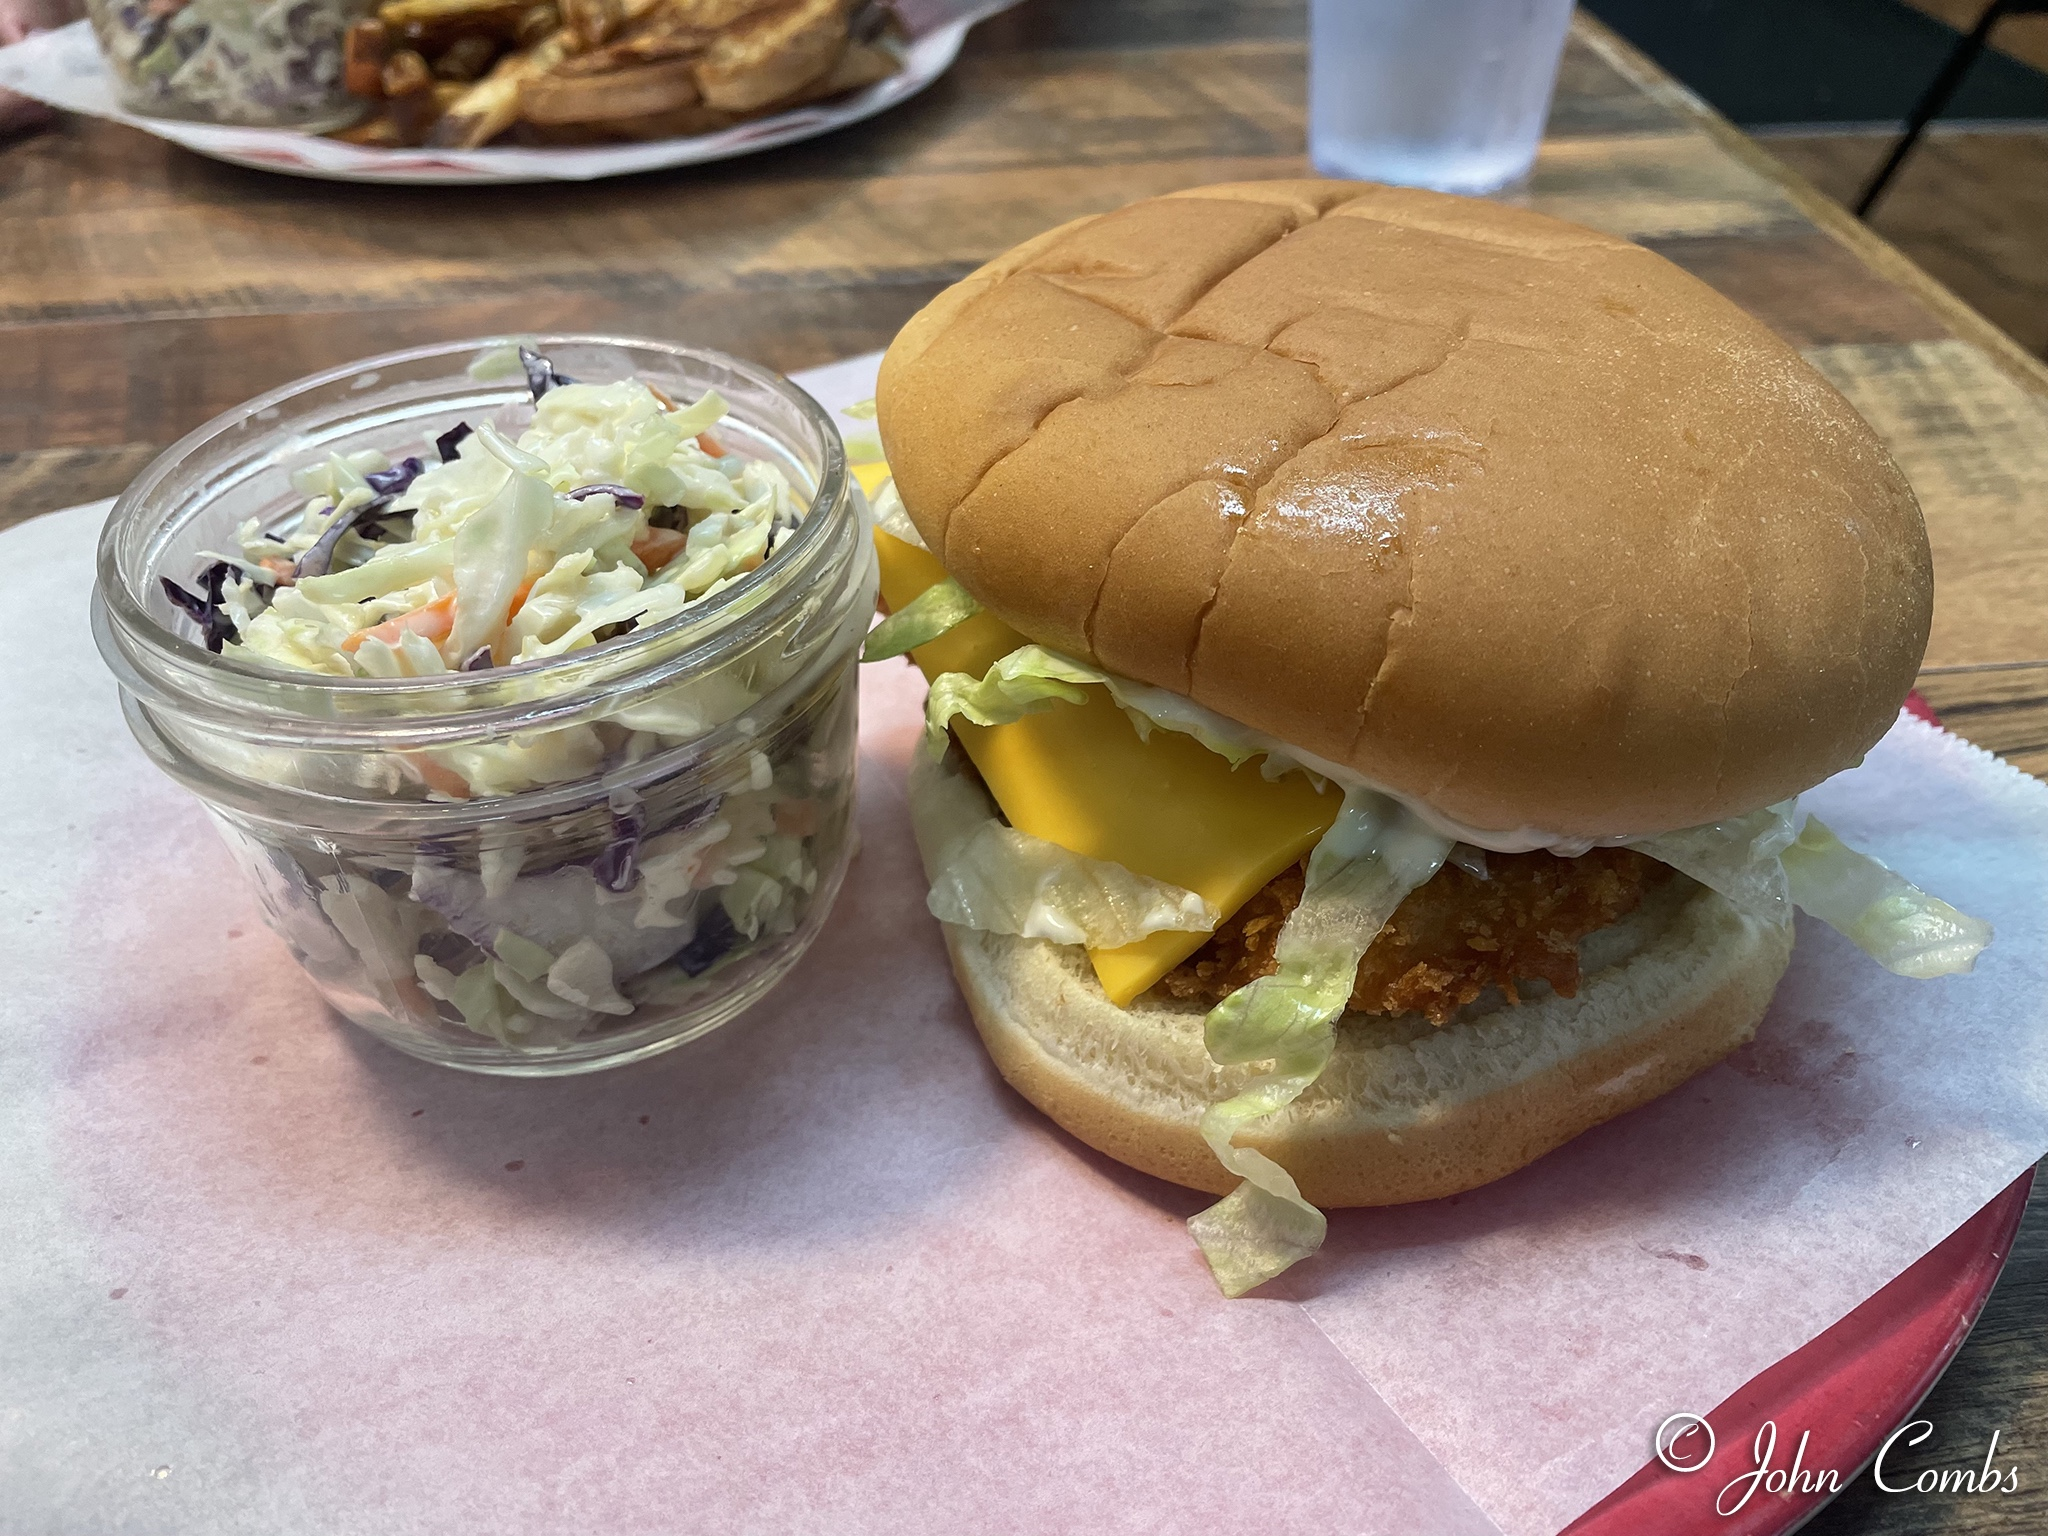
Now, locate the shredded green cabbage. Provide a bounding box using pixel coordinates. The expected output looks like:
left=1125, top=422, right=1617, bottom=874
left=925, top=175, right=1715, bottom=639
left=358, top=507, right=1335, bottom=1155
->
left=908, top=744, right=1216, bottom=948
left=226, top=376, right=800, bottom=687
left=862, top=576, right=982, bottom=662
left=1189, top=790, right=1452, bottom=1296
left=1782, top=816, right=1992, bottom=977
left=207, top=364, right=814, bottom=797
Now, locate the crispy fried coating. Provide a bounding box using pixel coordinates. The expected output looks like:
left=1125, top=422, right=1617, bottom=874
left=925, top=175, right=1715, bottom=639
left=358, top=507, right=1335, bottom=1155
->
left=1154, top=847, right=1666, bottom=1025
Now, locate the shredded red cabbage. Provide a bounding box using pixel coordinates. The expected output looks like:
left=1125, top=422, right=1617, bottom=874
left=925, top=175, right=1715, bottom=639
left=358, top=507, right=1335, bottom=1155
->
left=365, top=456, right=425, bottom=496
left=352, top=500, right=411, bottom=540
left=520, top=347, right=577, bottom=402
left=292, top=497, right=373, bottom=580
left=461, top=645, right=494, bottom=671
left=674, top=903, right=739, bottom=977
left=417, top=927, right=482, bottom=972
left=293, top=491, right=413, bottom=579
left=591, top=805, right=647, bottom=893
left=435, top=422, right=473, bottom=463
left=160, top=565, right=236, bottom=652
left=566, top=483, right=645, bottom=509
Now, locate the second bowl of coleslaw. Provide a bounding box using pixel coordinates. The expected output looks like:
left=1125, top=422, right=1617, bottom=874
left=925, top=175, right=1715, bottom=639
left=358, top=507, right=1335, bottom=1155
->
left=93, top=336, right=877, bottom=1075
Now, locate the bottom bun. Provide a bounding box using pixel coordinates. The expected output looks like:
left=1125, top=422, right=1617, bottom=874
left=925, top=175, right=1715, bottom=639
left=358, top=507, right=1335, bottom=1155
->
left=914, top=765, right=1795, bottom=1207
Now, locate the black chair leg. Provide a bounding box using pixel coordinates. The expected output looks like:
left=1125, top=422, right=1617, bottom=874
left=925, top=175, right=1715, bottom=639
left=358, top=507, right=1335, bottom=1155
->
left=1856, top=0, right=2012, bottom=218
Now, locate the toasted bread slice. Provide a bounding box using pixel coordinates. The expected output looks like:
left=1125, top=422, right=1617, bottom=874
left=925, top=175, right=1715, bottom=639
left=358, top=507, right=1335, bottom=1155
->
left=556, top=7, right=715, bottom=73
left=760, top=35, right=894, bottom=109
left=673, top=0, right=785, bottom=27
left=520, top=54, right=703, bottom=123
left=694, top=0, right=846, bottom=112
left=597, top=100, right=740, bottom=138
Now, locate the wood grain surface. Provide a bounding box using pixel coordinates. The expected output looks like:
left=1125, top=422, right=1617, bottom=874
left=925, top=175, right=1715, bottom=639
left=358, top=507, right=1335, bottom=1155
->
left=3, top=4, right=2044, bottom=1531
left=1765, top=126, right=2048, bottom=357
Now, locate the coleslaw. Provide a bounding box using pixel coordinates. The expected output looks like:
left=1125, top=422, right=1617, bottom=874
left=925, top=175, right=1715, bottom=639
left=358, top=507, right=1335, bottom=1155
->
left=87, top=0, right=370, bottom=128
left=142, top=344, right=859, bottom=1066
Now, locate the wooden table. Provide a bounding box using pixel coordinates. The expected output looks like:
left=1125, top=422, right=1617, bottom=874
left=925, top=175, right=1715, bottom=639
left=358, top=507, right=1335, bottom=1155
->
left=3, top=4, right=2042, bottom=1530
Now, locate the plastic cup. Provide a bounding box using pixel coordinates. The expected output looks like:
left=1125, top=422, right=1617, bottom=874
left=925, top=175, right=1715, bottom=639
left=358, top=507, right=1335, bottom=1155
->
left=1308, top=0, right=1577, bottom=195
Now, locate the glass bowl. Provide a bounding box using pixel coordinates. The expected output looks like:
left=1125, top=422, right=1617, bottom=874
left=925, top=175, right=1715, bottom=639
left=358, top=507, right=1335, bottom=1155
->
left=93, top=336, right=877, bottom=1075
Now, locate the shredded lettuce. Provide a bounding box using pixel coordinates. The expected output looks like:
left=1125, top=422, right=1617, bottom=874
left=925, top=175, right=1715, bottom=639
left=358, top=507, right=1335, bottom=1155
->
left=908, top=743, right=1216, bottom=948
left=869, top=478, right=927, bottom=550
left=923, top=642, right=1313, bottom=783
left=1632, top=805, right=1988, bottom=976
left=1629, top=803, right=1798, bottom=925
left=862, top=576, right=982, bottom=662
left=923, top=645, right=1098, bottom=754
left=931, top=646, right=1990, bottom=988
left=1782, top=816, right=1992, bottom=977
left=929, top=823, right=1216, bottom=946
left=1188, top=791, right=1452, bottom=1296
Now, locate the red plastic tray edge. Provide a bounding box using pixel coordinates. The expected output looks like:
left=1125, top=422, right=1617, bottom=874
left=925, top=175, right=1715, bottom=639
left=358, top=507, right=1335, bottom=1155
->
left=1562, top=691, right=2028, bottom=1536
left=1561, top=1169, right=2031, bottom=1535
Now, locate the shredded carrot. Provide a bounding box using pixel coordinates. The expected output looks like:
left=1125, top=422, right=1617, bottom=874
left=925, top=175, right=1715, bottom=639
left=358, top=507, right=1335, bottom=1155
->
left=631, top=526, right=688, bottom=572
left=259, top=557, right=296, bottom=583
left=508, top=574, right=538, bottom=618
left=696, top=431, right=726, bottom=458
left=404, top=752, right=471, bottom=800
left=341, top=591, right=456, bottom=654
left=646, top=382, right=677, bottom=411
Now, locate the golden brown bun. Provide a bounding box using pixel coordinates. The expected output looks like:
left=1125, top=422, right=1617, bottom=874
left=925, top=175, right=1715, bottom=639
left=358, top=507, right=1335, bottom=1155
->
left=877, top=180, right=1933, bottom=840
left=940, top=865, right=1792, bottom=1208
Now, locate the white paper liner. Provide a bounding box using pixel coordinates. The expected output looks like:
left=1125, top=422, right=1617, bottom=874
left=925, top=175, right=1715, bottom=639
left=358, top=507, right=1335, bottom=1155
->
left=4, top=352, right=2046, bottom=1536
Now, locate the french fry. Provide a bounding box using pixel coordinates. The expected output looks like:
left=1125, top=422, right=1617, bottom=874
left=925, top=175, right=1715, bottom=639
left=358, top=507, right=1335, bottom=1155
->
left=382, top=48, right=434, bottom=96
left=558, top=0, right=622, bottom=49
left=427, top=32, right=571, bottom=146
left=377, top=0, right=527, bottom=31
left=694, top=0, right=847, bottom=113
left=344, top=19, right=392, bottom=96
left=344, top=0, right=894, bottom=150
left=332, top=113, right=408, bottom=146
left=513, top=2, right=561, bottom=46
left=433, top=33, right=500, bottom=79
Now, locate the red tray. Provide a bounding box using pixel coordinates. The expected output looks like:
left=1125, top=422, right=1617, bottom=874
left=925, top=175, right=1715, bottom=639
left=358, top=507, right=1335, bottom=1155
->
left=1566, top=688, right=2028, bottom=1536
left=1564, top=1169, right=2031, bottom=1535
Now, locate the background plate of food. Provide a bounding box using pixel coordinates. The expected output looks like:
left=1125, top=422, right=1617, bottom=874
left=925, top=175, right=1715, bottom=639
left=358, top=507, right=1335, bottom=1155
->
left=0, top=0, right=996, bottom=183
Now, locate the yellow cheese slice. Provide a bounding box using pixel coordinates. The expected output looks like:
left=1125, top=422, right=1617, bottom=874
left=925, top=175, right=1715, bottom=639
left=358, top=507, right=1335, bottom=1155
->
left=875, top=529, right=1338, bottom=1005
left=851, top=460, right=894, bottom=501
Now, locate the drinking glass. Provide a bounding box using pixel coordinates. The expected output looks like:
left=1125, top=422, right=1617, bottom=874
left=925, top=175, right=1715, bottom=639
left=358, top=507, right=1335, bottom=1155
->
left=1308, top=0, right=1577, bottom=194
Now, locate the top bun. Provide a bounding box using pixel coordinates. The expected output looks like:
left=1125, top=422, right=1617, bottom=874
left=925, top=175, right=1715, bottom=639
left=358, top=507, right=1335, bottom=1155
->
left=876, top=180, right=1932, bottom=841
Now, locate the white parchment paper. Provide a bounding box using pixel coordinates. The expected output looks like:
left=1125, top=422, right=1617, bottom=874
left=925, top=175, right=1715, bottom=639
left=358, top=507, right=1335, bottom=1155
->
left=5, top=354, right=2047, bottom=1536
